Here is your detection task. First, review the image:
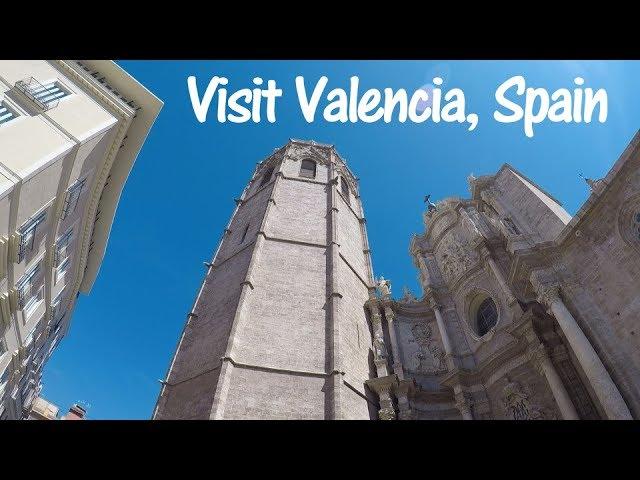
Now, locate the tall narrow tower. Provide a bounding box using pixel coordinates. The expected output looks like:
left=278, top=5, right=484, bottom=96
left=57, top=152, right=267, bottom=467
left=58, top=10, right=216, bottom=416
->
left=154, top=140, right=376, bottom=419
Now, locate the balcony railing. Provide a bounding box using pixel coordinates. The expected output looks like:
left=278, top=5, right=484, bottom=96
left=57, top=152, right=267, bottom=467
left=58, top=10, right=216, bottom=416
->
left=15, top=77, right=63, bottom=111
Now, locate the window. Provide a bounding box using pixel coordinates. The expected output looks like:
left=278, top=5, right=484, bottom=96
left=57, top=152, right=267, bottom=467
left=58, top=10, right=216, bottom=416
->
left=240, top=224, right=250, bottom=244
left=54, top=228, right=73, bottom=266
left=23, top=326, right=36, bottom=349
left=61, top=178, right=86, bottom=220
left=300, top=159, right=317, bottom=179
left=0, top=338, right=6, bottom=356
left=259, top=166, right=274, bottom=188
left=476, top=297, right=498, bottom=336
left=635, top=212, right=640, bottom=241
left=52, top=289, right=66, bottom=325
left=18, top=210, right=47, bottom=262
left=340, top=177, right=351, bottom=206
left=32, top=81, right=70, bottom=107
left=55, top=257, right=70, bottom=284
left=0, top=100, right=18, bottom=126
left=16, top=263, right=42, bottom=312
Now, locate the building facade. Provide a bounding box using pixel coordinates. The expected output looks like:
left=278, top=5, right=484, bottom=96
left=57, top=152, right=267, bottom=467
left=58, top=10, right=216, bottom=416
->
left=26, top=397, right=87, bottom=420
left=157, top=132, right=640, bottom=420
left=0, top=60, right=162, bottom=420
left=27, top=396, right=59, bottom=420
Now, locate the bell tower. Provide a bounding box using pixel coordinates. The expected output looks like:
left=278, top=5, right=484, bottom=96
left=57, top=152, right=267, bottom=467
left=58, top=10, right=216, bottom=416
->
left=153, top=140, right=376, bottom=419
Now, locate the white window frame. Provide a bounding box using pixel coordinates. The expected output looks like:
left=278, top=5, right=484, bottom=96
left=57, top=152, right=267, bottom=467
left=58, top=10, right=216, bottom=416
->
left=23, top=285, right=44, bottom=319
left=61, top=178, right=87, bottom=220
left=54, top=228, right=73, bottom=266
left=32, top=80, right=71, bottom=107
left=0, top=99, right=19, bottom=126
left=23, top=329, right=35, bottom=349
left=55, top=257, right=70, bottom=284
left=18, top=210, right=47, bottom=262
left=16, top=262, right=42, bottom=312
left=52, top=288, right=66, bottom=325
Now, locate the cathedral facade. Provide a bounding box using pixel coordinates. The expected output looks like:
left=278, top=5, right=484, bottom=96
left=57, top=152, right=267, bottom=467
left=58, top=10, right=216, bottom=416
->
left=155, top=132, right=640, bottom=420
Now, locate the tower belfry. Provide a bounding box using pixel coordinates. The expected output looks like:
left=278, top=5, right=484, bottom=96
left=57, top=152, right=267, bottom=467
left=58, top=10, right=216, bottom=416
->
left=154, top=140, right=377, bottom=419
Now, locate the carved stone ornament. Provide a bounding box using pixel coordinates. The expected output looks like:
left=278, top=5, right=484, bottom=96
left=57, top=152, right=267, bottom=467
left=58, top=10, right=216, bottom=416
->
left=527, top=342, right=550, bottom=376
left=435, top=232, right=479, bottom=285
left=378, top=407, right=397, bottom=421
left=501, top=379, right=551, bottom=420
left=536, top=284, right=561, bottom=308
left=409, top=323, right=446, bottom=373
left=427, top=293, right=441, bottom=311
left=289, top=143, right=329, bottom=165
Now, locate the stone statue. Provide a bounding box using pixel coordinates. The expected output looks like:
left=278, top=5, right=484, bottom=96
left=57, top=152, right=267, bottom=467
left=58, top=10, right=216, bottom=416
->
left=428, top=342, right=446, bottom=371
left=373, top=335, right=388, bottom=360
left=377, top=276, right=391, bottom=297
left=502, top=378, right=545, bottom=420
left=424, top=194, right=437, bottom=213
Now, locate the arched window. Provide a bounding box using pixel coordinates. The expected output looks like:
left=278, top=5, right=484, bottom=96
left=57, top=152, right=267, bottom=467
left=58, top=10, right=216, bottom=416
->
left=259, top=166, right=274, bottom=188
left=240, top=224, right=250, bottom=244
left=476, top=297, right=498, bottom=336
left=340, top=177, right=350, bottom=206
left=300, top=159, right=316, bottom=179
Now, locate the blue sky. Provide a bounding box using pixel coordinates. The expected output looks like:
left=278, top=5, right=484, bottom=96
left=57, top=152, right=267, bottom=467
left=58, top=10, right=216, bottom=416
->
left=40, top=61, right=639, bottom=419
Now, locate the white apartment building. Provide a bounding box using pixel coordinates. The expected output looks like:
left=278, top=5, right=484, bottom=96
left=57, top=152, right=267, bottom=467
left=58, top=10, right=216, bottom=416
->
left=0, top=60, right=162, bottom=419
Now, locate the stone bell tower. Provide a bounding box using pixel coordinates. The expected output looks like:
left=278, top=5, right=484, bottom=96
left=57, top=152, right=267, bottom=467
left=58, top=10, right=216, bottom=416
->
left=153, top=140, right=377, bottom=419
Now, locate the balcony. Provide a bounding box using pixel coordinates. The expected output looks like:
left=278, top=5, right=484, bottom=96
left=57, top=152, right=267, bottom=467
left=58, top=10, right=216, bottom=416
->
left=14, top=77, right=66, bottom=111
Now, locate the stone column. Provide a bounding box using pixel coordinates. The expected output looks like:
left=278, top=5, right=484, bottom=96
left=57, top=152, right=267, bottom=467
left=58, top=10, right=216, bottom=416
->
left=529, top=342, right=579, bottom=420
left=367, top=300, right=390, bottom=378
left=533, top=280, right=632, bottom=420
left=480, top=245, right=517, bottom=306
left=396, top=379, right=415, bottom=420
left=365, top=376, right=398, bottom=420
left=382, top=303, right=404, bottom=379
left=426, top=290, right=455, bottom=371
left=454, top=386, right=474, bottom=420
left=411, top=244, right=436, bottom=290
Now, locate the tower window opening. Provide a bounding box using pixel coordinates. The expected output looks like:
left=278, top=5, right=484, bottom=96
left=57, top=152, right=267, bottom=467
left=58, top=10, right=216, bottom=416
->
left=300, top=159, right=317, bottom=179
left=240, top=224, right=250, bottom=244
left=259, top=166, right=274, bottom=187
left=340, top=177, right=350, bottom=206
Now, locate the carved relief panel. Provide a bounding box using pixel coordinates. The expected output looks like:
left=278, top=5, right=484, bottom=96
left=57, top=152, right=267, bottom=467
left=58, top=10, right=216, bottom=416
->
left=397, top=317, right=447, bottom=376
left=486, top=365, right=560, bottom=420
left=433, top=228, right=480, bottom=286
